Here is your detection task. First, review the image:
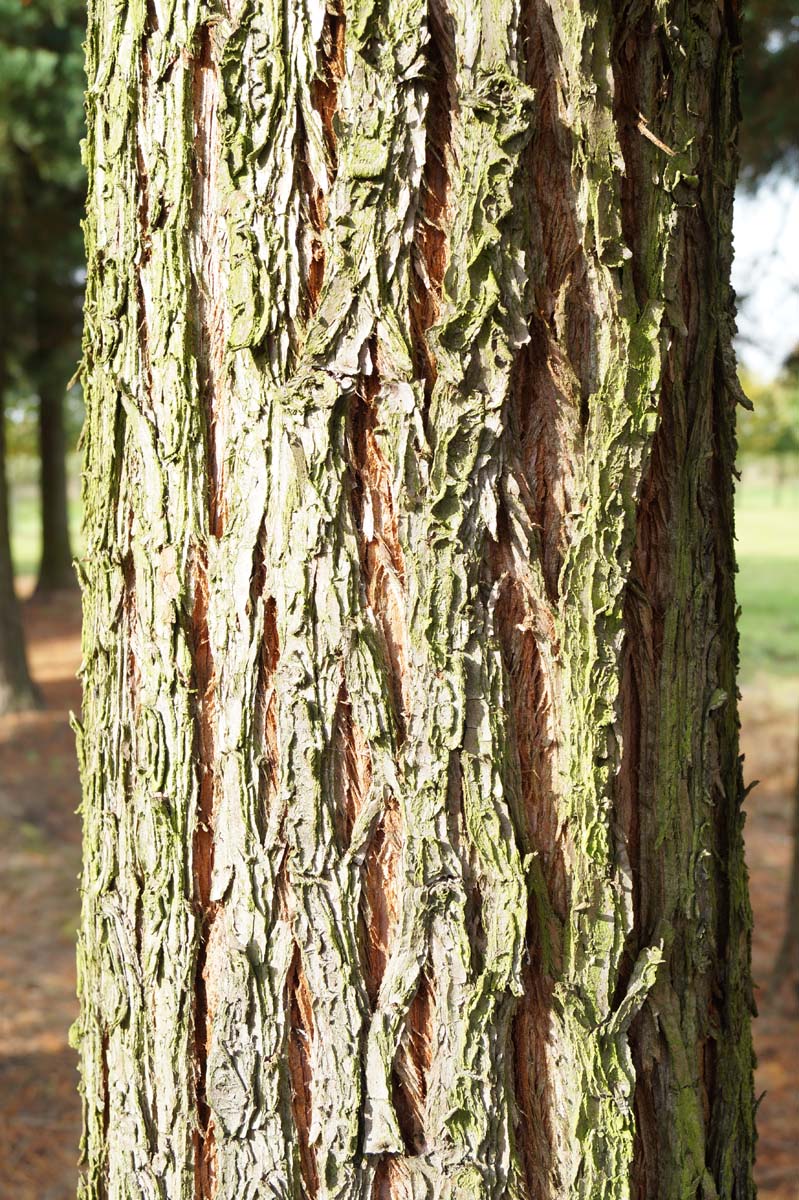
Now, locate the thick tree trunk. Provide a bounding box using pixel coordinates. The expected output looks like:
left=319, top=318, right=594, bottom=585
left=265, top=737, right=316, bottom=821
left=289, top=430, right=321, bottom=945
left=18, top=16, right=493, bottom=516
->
left=0, top=384, right=40, bottom=714
left=36, top=377, right=76, bottom=593
left=76, top=2, right=755, bottom=1198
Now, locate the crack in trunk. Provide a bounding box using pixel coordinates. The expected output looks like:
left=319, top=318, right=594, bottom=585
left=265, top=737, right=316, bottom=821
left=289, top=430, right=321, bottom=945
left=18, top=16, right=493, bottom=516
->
left=360, top=798, right=403, bottom=1010
left=302, top=0, right=345, bottom=315
left=189, top=544, right=219, bottom=1200
left=392, top=962, right=435, bottom=1156
left=409, top=1, right=454, bottom=415
left=349, top=345, right=409, bottom=738
left=332, top=677, right=372, bottom=853
left=286, top=942, right=319, bottom=1198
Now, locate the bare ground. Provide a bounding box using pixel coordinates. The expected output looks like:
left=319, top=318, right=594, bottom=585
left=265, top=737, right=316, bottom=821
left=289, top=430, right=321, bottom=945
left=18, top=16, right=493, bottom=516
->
left=0, top=595, right=796, bottom=1198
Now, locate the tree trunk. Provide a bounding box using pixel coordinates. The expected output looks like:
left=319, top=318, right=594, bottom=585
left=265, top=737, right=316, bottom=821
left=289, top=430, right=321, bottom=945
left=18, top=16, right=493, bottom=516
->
left=773, top=712, right=799, bottom=1000
left=0, top=383, right=40, bottom=714
left=76, top=2, right=755, bottom=1198
left=33, top=283, right=78, bottom=594
left=36, top=376, right=77, bottom=593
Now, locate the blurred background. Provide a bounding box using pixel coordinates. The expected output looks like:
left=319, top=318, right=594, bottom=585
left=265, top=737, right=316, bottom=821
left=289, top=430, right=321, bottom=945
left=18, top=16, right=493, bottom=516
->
left=0, top=2, right=797, bottom=1197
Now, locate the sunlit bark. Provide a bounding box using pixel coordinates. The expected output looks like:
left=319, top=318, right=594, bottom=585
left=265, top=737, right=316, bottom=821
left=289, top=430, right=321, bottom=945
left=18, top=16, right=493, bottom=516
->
left=76, top=2, right=756, bottom=1197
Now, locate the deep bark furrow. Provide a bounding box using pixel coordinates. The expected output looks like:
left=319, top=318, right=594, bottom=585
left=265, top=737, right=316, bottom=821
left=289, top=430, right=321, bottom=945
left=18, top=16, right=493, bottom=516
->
left=303, top=0, right=345, bottom=315
left=134, top=18, right=154, bottom=420
left=349, top=359, right=410, bottom=735
left=287, top=943, right=320, bottom=1198
left=331, top=679, right=372, bottom=852
left=188, top=23, right=231, bottom=1193
left=360, top=798, right=402, bottom=1009
left=255, top=591, right=280, bottom=841
left=189, top=546, right=219, bottom=1200
left=491, top=557, right=563, bottom=1194
left=409, top=0, right=453, bottom=411
left=392, top=961, right=436, bottom=1156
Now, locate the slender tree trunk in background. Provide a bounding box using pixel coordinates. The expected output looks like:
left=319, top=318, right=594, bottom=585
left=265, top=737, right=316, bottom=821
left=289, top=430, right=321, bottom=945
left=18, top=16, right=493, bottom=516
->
left=35, top=377, right=76, bottom=593
left=76, top=1, right=755, bottom=1198
left=773, top=714, right=799, bottom=1000
left=0, top=383, right=40, bottom=714
left=34, top=289, right=77, bottom=594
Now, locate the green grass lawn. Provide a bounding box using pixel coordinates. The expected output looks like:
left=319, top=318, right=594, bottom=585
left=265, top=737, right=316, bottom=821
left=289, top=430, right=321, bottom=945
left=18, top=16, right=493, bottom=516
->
left=735, top=471, right=799, bottom=683
left=8, top=453, right=82, bottom=580
left=6, top=454, right=798, bottom=683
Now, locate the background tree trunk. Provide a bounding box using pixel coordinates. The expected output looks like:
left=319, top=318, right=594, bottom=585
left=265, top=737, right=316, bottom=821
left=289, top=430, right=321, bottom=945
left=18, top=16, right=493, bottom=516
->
left=773, top=713, right=799, bottom=999
left=76, top=1, right=755, bottom=1198
left=0, top=383, right=40, bottom=714
left=36, top=376, right=76, bottom=593
left=34, top=286, right=78, bottom=594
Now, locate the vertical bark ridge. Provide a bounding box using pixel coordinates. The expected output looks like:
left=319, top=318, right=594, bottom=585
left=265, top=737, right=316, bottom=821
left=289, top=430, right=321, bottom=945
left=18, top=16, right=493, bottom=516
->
left=376, top=2, right=534, bottom=1189
left=510, top=1, right=666, bottom=1190
left=192, top=20, right=229, bottom=538
left=78, top=0, right=206, bottom=1192
left=134, top=14, right=154, bottom=417
left=609, top=7, right=755, bottom=1197
left=189, top=18, right=233, bottom=1194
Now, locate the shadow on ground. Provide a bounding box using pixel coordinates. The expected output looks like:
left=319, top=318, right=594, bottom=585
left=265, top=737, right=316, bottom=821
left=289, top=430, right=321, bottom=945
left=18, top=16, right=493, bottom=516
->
left=0, top=589, right=82, bottom=1200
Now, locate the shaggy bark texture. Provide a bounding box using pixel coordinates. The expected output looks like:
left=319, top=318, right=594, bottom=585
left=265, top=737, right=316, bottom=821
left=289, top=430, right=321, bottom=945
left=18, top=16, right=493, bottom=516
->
left=75, top=0, right=755, bottom=1197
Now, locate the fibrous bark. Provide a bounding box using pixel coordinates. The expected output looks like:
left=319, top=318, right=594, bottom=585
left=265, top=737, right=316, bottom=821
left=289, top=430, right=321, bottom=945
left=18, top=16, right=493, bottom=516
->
left=76, top=1, right=755, bottom=1198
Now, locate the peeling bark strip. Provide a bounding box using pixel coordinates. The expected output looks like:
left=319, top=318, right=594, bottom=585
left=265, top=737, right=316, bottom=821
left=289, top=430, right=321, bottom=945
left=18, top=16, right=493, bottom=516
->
left=189, top=544, right=221, bottom=1199
left=77, top=1, right=754, bottom=1199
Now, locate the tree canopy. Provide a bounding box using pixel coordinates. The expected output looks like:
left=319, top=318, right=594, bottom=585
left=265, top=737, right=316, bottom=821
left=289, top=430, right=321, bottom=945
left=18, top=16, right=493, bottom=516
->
left=0, top=0, right=85, bottom=425
left=739, top=2, right=799, bottom=183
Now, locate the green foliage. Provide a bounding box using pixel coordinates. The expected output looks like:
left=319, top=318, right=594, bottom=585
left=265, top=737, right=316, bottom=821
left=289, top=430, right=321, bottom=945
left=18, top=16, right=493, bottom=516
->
left=738, top=367, right=799, bottom=459
left=739, top=1, right=799, bottom=183
left=0, top=0, right=85, bottom=429
left=737, top=474, right=799, bottom=680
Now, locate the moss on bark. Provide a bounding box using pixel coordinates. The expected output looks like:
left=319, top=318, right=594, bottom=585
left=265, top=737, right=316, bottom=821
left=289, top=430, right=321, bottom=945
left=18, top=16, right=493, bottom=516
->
left=76, top=1, right=755, bottom=1197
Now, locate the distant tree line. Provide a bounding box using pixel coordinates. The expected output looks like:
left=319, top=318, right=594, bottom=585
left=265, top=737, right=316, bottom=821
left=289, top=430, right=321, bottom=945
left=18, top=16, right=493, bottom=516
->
left=738, top=360, right=799, bottom=486
left=736, top=3, right=799, bottom=482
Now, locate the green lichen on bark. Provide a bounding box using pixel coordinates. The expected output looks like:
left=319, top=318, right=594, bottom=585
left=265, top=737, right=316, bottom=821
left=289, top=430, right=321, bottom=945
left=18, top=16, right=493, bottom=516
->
left=75, top=0, right=755, bottom=1198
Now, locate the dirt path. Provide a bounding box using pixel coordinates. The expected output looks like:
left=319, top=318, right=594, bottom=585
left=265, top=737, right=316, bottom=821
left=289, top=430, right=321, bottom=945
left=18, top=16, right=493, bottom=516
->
left=0, top=599, right=796, bottom=1198
left=0, top=591, right=82, bottom=1200
left=741, top=681, right=799, bottom=1200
